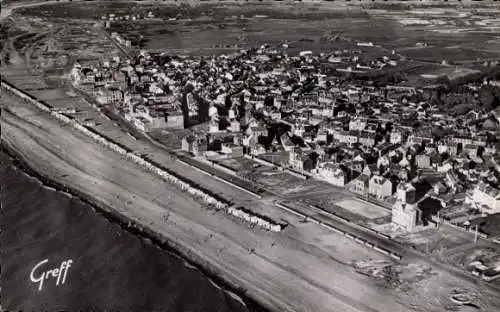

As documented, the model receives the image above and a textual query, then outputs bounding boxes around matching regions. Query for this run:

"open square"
[335,198,391,220]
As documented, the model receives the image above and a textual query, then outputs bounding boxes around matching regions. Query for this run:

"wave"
[226,290,248,307]
[208,277,222,290]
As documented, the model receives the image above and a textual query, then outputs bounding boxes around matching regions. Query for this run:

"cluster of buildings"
[101,11,156,24]
[71,52,185,131]
[71,41,500,232]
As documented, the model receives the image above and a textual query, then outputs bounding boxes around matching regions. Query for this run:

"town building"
[352,174,370,194]
[317,163,348,187]
[368,175,394,199]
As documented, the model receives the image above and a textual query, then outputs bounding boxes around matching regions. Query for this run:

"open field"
[469,214,500,238]
[217,157,256,172]
[5,0,500,87]
[401,46,499,64]
[7,0,500,58]
[149,129,192,150]
[336,198,391,220]
[396,225,500,273]
[299,193,391,226]
[250,169,329,196]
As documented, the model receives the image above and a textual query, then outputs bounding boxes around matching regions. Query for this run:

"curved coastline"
[0,144,267,312]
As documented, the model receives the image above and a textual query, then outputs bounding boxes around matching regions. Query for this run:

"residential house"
[252,143,267,155]
[243,133,258,150]
[280,133,295,151]
[363,164,379,177]
[408,133,433,146]
[293,124,306,137]
[233,133,244,146]
[349,117,367,131]
[359,131,376,147]
[390,128,408,144]
[182,135,208,157]
[377,155,391,169]
[445,170,463,193]
[389,164,411,182]
[230,119,241,132]
[424,144,437,154]
[448,142,459,156]
[415,154,431,169]
[209,118,220,133]
[369,175,394,198]
[472,136,488,147]
[463,144,479,157]
[316,129,328,143]
[335,130,358,145]
[289,149,315,172]
[318,163,348,187]
[352,174,370,194]
[484,144,497,156]
[452,135,473,146]
[246,122,268,138]
[437,141,449,154]
[376,142,396,157]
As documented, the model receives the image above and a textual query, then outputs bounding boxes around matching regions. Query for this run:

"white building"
[317,163,347,187]
[392,182,420,232]
[472,182,500,214]
[349,117,367,131]
[392,201,420,232]
[369,175,393,199]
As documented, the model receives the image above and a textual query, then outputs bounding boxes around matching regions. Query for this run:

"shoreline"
[0,143,268,312]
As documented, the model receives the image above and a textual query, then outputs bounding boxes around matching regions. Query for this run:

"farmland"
[5,0,500,83]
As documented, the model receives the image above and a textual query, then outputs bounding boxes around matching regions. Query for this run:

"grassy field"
[469,214,500,238]
[247,166,327,196]
[304,195,370,224]
[217,157,255,172]
[300,192,392,226]
[15,1,368,20]
[336,198,390,220]
[10,0,500,68]
[402,46,499,64]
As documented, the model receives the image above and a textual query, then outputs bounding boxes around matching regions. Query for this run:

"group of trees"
[421,78,500,115]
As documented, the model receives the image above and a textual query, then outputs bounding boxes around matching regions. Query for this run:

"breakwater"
[227,206,285,232]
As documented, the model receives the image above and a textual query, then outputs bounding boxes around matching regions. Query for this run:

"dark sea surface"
[0,150,256,312]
